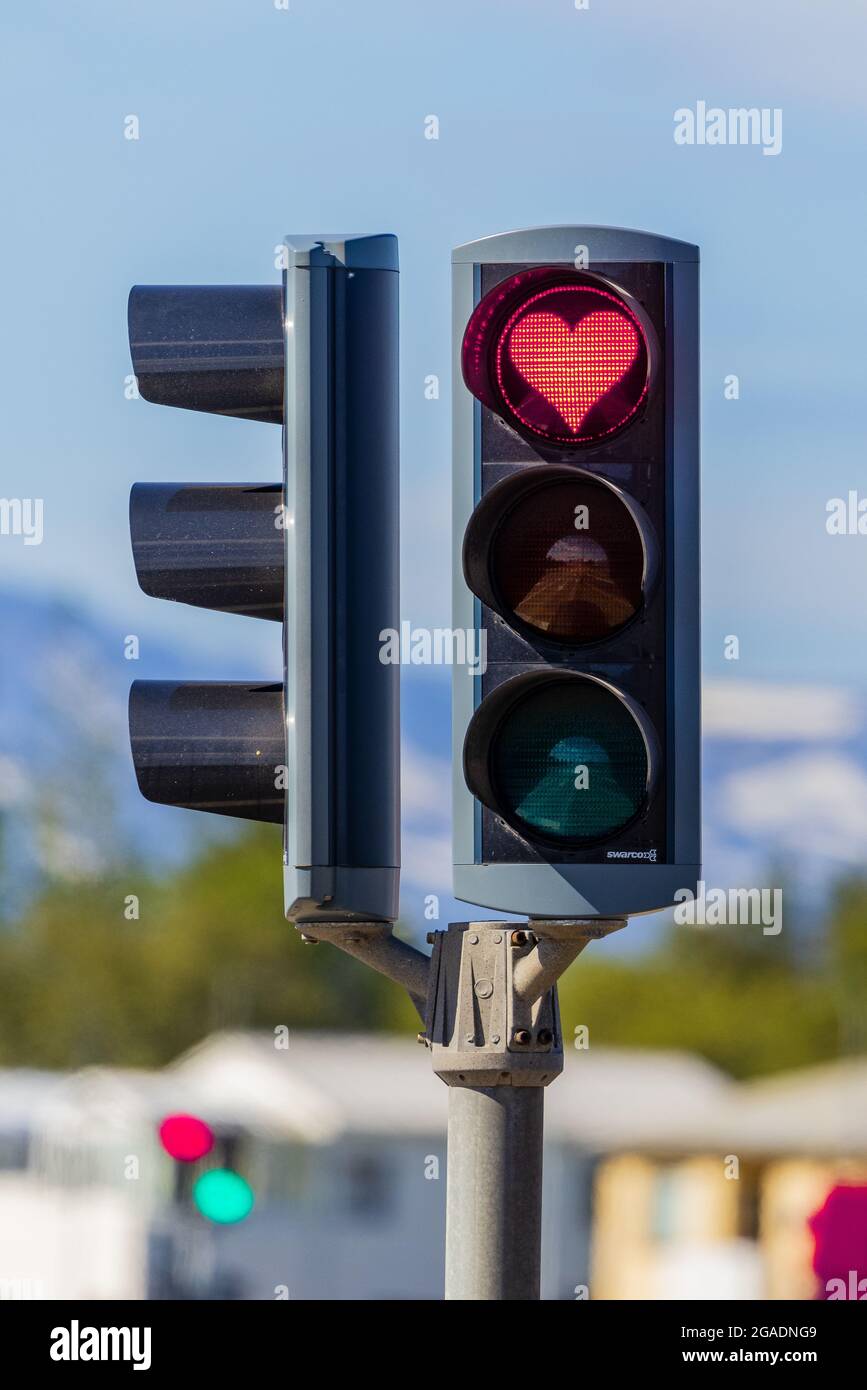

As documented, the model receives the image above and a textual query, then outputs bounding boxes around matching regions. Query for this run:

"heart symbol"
[509,310,640,433]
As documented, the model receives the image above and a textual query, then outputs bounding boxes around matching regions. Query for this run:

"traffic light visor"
[129,680,284,823]
[130,483,284,621]
[128,285,284,423]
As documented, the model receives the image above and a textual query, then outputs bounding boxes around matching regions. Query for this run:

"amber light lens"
[489,474,646,644]
[492,279,650,446]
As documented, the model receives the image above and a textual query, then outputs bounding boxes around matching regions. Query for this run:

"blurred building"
[1,1034,865,1300]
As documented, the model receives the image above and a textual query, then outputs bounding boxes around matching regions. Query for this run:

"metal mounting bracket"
[424,918,625,1088]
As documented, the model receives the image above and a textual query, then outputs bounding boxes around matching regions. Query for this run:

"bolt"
[468,934,479,945]
[491,1034,501,1045]
[512,1029,532,1047]
[416,1032,427,1045]
[537,1028,553,1046]
[493,933,503,944]
[510,929,530,948]
[426,931,436,944]
[474,979,494,999]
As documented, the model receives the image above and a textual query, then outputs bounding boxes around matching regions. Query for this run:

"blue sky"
[1,0,865,682]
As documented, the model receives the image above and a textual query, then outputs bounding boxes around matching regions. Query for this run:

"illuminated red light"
[498,285,645,443]
[462,269,654,449]
[158,1112,215,1163]
[506,305,640,433]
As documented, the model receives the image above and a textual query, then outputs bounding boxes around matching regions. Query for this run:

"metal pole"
[426,919,626,1301]
[302,915,626,1301]
[445,1085,544,1300]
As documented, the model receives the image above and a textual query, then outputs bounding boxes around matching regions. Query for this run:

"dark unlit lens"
[491,477,644,643]
[490,680,648,845]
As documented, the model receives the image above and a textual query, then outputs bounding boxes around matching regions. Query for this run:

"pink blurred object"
[809,1184,867,1300]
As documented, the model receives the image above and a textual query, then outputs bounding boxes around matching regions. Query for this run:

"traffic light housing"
[128,234,400,924]
[452,227,700,918]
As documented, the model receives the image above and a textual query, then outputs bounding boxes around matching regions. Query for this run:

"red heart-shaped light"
[509,309,640,434]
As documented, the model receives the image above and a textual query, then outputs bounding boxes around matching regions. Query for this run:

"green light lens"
[490,680,648,845]
[193,1168,255,1224]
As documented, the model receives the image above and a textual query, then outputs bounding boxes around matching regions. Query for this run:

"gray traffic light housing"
[127,234,400,924]
[282,234,399,923]
[452,226,700,918]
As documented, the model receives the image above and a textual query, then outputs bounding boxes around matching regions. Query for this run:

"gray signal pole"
[298,916,625,1300]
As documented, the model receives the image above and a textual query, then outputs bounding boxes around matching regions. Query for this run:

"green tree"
[0,825,416,1069]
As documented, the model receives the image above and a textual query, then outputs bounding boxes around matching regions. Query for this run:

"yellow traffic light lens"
[490,475,646,644]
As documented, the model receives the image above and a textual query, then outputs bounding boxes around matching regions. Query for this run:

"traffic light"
[128,235,400,924]
[158,1112,255,1225]
[452,227,700,918]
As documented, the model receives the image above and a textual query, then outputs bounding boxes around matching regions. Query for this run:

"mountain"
[0,588,863,935]
[0,588,247,912]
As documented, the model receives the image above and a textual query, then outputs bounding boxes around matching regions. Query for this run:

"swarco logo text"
[606,849,657,863]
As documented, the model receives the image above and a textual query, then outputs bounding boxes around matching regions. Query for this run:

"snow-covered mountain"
[0,588,248,911]
[1,588,864,931]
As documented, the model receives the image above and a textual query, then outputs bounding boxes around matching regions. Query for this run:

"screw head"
[474,978,494,999]
[468,934,479,945]
[512,1029,532,1047]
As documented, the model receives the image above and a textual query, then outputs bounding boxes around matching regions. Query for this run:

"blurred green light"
[193,1168,255,1224]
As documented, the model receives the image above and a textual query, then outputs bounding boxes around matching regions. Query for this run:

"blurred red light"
[158,1112,214,1163]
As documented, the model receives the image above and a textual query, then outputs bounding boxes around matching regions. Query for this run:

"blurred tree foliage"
[0,828,864,1078]
[0,825,418,1069]
[559,877,867,1079]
